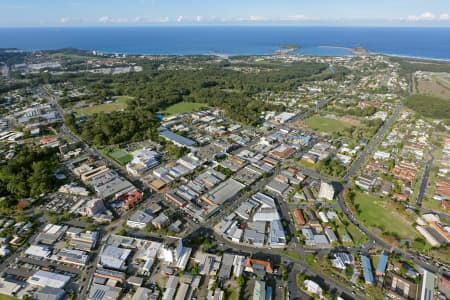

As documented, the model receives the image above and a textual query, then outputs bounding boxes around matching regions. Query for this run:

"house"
[244,258,273,275]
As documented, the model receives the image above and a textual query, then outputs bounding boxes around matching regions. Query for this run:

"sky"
[0,0,449,27]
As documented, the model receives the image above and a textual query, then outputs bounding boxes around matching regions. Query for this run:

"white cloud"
[98,16,110,23]
[439,13,449,20]
[196,15,204,22]
[286,14,307,21]
[159,16,170,23]
[248,16,265,21]
[60,17,70,24]
[176,15,184,22]
[406,11,449,21]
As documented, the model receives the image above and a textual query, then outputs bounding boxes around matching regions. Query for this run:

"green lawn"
[304,116,352,133]
[0,295,19,300]
[76,96,133,115]
[352,191,418,240]
[108,149,133,165]
[163,102,208,115]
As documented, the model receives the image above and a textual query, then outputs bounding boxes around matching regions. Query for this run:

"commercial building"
[202,179,245,206]
[304,280,322,296]
[99,245,132,271]
[88,284,122,300]
[293,209,306,226]
[376,253,389,276]
[361,255,375,285]
[318,181,335,200]
[27,270,71,289]
[127,210,154,230]
[36,287,65,300]
[126,148,161,175]
[420,270,435,300]
[159,128,197,148]
[253,280,266,300]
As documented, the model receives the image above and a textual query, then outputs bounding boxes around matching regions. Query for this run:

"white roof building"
[126,148,161,176]
[99,245,131,271]
[25,244,52,258]
[318,181,335,201]
[304,280,323,296]
[27,270,70,289]
[127,210,154,230]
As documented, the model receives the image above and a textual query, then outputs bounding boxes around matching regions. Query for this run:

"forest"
[0,147,59,207]
[57,57,342,146]
[405,95,450,121]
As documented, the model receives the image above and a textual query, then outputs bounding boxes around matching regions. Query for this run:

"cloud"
[159,16,170,23]
[406,11,449,21]
[196,16,204,22]
[176,15,184,22]
[248,16,266,22]
[60,17,70,24]
[98,16,110,23]
[59,17,85,24]
[286,14,307,21]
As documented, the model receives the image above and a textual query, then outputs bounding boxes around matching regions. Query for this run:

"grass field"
[108,149,133,165]
[75,96,133,115]
[164,102,208,115]
[352,191,418,240]
[0,295,19,300]
[304,116,352,133]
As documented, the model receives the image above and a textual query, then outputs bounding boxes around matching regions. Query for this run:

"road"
[343,105,401,183]
[416,146,436,207]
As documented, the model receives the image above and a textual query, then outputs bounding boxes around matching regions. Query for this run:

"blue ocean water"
[0,26,450,60]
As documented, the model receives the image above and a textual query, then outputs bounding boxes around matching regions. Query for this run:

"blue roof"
[376,254,388,276]
[159,128,197,147]
[361,255,374,284]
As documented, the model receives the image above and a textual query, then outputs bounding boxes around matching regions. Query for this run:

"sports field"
[75,96,133,115]
[304,116,352,132]
[164,102,207,115]
[108,149,133,165]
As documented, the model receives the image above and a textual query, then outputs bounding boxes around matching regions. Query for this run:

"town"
[0,48,449,300]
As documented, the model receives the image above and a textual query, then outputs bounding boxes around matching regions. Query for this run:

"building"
[386,274,417,300]
[318,182,335,200]
[88,284,122,300]
[159,128,197,148]
[99,245,132,271]
[304,280,322,296]
[244,258,273,275]
[126,148,161,175]
[132,287,159,300]
[27,270,71,289]
[361,255,374,285]
[253,280,266,300]
[127,210,154,230]
[293,209,306,226]
[420,270,435,300]
[36,286,66,300]
[376,253,389,276]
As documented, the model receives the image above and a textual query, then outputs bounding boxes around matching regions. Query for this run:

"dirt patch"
[337,116,362,126]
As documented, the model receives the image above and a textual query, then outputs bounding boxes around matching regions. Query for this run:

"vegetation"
[54,57,343,146]
[75,98,128,115]
[0,147,59,204]
[163,101,208,115]
[350,191,418,241]
[107,149,133,165]
[65,110,160,146]
[304,116,351,133]
[405,95,450,121]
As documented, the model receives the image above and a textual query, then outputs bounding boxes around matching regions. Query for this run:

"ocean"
[1,26,450,60]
